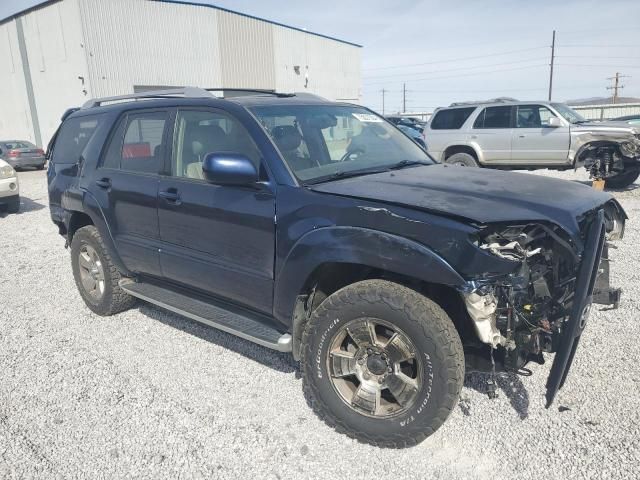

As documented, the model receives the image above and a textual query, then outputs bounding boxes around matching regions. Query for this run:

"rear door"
[470,106,513,164]
[157,107,276,314]
[511,104,570,164]
[92,109,170,276]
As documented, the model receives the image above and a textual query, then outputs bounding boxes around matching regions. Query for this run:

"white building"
[0,0,362,147]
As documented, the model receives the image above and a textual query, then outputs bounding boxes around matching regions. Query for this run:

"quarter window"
[473,106,512,129]
[51,115,103,164]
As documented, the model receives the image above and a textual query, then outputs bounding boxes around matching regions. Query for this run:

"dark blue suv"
[47,88,625,447]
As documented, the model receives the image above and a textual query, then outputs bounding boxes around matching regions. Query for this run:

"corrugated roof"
[0,0,362,47]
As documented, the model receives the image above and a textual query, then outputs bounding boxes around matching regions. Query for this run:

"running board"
[119,280,292,352]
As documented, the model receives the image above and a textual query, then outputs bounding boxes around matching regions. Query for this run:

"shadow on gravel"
[0,195,46,217]
[462,372,530,419]
[137,303,299,374]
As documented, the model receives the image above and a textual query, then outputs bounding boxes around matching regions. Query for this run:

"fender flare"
[64,189,132,277]
[273,226,466,329]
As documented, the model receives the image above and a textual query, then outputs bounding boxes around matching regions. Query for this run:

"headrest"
[272,125,302,152]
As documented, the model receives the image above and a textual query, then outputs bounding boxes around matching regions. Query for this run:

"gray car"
[425,99,640,188]
[0,140,46,170]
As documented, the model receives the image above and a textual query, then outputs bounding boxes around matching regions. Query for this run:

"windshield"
[250,105,433,184]
[551,103,586,124]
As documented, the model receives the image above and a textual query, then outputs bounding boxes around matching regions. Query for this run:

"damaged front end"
[460,202,625,405]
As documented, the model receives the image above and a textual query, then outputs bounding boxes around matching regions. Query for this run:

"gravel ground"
[0,169,638,479]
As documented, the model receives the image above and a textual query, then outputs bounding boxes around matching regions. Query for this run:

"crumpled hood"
[310,164,617,236]
[572,121,640,135]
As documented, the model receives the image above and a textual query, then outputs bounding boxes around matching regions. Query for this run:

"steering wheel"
[340,148,364,162]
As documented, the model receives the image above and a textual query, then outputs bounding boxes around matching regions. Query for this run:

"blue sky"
[2,0,639,113]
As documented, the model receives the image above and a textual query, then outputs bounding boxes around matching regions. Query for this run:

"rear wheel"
[444,152,478,167]
[606,169,639,189]
[301,280,464,448]
[70,225,136,316]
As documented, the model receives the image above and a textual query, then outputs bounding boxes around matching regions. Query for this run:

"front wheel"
[605,169,639,189]
[301,280,464,448]
[444,152,478,167]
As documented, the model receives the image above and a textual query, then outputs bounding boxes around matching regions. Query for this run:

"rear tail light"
[8,150,20,158]
[36,148,45,155]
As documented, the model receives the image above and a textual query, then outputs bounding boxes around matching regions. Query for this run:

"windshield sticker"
[352,113,383,123]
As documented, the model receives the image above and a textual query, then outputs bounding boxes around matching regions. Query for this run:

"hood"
[310,164,616,236]
[571,121,640,135]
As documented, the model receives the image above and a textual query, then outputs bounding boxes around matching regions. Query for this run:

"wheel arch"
[443,144,481,163]
[273,227,467,360]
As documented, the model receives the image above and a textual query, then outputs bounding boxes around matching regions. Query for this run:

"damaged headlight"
[476,224,547,262]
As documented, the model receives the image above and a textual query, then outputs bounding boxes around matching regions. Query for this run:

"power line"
[557,44,640,48]
[363,63,548,86]
[607,72,630,104]
[363,57,548,79]
[362,46,547,71]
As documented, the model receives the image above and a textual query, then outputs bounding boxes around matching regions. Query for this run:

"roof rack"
[449,97,519,107]
[81,87,295,109]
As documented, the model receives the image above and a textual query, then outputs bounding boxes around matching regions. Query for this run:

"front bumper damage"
[459,206,624,406]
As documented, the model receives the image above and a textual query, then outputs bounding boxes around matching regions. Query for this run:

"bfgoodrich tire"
[444,152,478,167]
[301,280,464,448]
[70,225,136,316]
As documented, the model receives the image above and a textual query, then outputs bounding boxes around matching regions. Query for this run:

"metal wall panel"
[0,20,33,142]
[273,26,361,101]
[0,0,88,145]
[78,0,223,97]
[217,10,275,89]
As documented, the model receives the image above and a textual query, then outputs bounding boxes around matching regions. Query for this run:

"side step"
[120,280,292,352]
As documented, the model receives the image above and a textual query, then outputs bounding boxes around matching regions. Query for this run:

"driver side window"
[172,110,261,180]
[516,105,557,128]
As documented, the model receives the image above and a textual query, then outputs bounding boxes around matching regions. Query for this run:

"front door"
[511,104,570,164]
[93,109,170,276]
[157,108,276,314]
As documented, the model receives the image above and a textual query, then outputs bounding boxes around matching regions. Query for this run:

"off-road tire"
[606,170,639,189]
[301,279,464,448]
[444,152,478,167]
[6,199,20,214]
[70,225,136,316]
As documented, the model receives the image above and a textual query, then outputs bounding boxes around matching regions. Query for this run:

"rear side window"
[430,107,475,130]
[473,106,512,129]
[51,116,102,164]
[101,111,168,174]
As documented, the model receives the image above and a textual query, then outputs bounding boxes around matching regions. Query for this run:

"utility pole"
[381,88,386,115]
[606,72,629,104]
[402,83,406,114]
[548,30,555,101]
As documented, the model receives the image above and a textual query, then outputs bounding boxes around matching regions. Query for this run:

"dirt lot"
[1,169,638,479]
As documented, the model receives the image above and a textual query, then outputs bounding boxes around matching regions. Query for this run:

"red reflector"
[8,150,20,157]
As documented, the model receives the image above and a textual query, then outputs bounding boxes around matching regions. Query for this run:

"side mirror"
[547,117,562,127]
[202,153,259,186]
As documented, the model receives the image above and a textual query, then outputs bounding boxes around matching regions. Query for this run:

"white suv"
[0,158,20,213]
[424,98,640,188]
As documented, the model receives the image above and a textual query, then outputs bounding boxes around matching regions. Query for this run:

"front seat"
[184,124,228,180]
[271,125,315,171]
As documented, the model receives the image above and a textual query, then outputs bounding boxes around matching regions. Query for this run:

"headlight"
[476,224,543,262]
[0,165,15,179]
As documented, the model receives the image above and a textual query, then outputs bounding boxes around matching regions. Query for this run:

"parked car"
[608,114,640,126]
[0,158,20,213]
[424,99,640,188]
[397,124,427,148]
[47,87,625,447]
[0,140,46,170]
[387,116,426,132]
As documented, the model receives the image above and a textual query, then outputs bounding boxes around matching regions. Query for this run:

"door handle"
[95,178,111,189]
[518,135,526,138]
[159,189,182,205]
